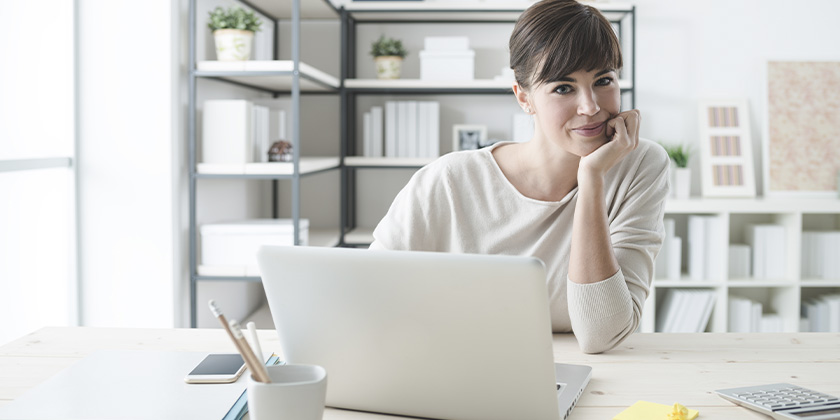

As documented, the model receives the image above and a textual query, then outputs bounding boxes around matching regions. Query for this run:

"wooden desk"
[0,327,838,419]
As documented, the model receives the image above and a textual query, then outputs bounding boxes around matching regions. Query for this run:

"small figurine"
[268,140,293,162]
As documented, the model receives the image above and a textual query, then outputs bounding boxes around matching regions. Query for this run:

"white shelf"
[654,280,725,288]
[800,280,840,287]
[344,78,631,91]
[344,227,375,245]
[345,156,434,168]
[342,1,634,21]
[665,197,840,214]
[728,280,797,288]
[196,61,339,92]
[243,0,338,20]
[196,157,340,176]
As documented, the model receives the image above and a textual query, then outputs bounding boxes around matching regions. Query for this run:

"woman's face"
[524,68,621,157]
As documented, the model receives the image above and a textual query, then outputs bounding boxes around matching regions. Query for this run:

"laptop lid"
[257,246,563,420]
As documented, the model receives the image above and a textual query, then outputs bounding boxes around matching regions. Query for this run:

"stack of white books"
[655,218,682,281]
[801,294,840,332]
[745,224,787,280]
[801,231,840,279]
[728,244,751,278]
[655,289,716,333]
[202,99,286,166]
[688,215,726,281]
[728,296,783,332]
[374,101,440,159]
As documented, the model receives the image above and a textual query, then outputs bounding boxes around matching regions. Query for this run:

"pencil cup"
[247,364,327,420]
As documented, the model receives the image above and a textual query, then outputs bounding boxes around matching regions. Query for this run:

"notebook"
[257,246,592,420]
[0,351,249,420]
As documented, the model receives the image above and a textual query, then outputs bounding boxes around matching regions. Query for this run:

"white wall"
[77,0,182,327]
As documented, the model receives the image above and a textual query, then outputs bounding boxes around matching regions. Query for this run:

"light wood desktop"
[0,327,838,419]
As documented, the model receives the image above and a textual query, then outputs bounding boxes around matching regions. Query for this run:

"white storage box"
[424,36,470,52]
[419,50,475,81]
[200,219,309,272]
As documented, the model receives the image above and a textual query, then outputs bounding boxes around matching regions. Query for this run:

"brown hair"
[509,0,623,90]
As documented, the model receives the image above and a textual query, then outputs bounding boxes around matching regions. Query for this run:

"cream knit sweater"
[370,139,670,353]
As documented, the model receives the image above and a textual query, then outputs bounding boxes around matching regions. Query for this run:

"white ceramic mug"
[247,364,327,420]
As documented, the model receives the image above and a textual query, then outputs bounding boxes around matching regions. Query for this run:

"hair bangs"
[533,7,623,86]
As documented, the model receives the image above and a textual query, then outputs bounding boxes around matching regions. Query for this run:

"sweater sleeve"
[567,143,670,353]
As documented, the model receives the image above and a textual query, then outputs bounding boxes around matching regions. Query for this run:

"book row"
[801,231,840,279]
[362,101,441,159]
[801,294,840,332]
[728,296,783,333]
[655,289,716,333]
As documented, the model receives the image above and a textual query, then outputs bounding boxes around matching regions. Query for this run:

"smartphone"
[184,353,247,384]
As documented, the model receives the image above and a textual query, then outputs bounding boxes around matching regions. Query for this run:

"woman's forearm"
[569,173,619,284]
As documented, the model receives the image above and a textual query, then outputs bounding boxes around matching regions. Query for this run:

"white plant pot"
[374,56,403,80]
[673,167,691,200]
[213,29,254,61]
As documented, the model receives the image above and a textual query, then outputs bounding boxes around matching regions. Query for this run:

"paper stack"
[655,218,682,281]
[655,289,716,333]
[801,294,840,332]
[745,224,787,280]
[801,231,840,279]
[687,215,726,281]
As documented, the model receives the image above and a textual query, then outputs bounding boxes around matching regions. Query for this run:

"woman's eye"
[554,84,573,95]
[596,77,614,86]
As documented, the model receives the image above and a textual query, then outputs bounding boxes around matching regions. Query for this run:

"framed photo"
[697,98,756,197]
[764,61,840,197]
[452,125,487,152]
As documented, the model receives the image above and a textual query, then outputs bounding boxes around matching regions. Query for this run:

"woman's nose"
[577,90,600,116]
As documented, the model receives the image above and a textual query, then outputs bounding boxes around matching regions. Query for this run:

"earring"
[524,107,532,114]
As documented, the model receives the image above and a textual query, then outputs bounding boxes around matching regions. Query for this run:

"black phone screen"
[188,354,245,375]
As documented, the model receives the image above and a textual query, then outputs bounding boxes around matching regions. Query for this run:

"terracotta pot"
[213,29,254,61]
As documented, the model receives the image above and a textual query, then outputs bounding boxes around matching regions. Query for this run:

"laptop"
[256,246,592,420]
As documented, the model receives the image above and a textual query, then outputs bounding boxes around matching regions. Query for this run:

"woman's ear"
[512,83,533,114]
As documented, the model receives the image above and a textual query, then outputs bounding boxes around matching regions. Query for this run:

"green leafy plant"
[370,35,408,58]
[207,6,263,32]
[661,143,691,168]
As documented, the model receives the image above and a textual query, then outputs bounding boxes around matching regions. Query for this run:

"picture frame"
[451,125,487,152]
[697,98,756,198]
[764,61,840,197]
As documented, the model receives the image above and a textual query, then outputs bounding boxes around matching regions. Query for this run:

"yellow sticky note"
[613,401,700,420]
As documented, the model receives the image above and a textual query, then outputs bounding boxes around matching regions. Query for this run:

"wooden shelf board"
[243,0,338,20]
[665,197,840,214]
[345,156,434,168]
[196,157,340,176]
[345,78,631,91]
[196,61,339,92]
[344,227,375,245]
[343,2,633,21]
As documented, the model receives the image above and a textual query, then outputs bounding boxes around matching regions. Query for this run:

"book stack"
[655,289,716,332]
[801,231,840,279]
[202,100,286,165]
[801,294,840,332]
[655,218,682,281]
[372,101,440,158]
[728,296,783,332]
[745,224,787,280]
[687,215,726,281]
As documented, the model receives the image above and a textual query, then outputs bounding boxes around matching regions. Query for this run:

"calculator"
[716,383,840,419]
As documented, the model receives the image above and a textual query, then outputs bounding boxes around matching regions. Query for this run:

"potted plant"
[370,35,408,80]
[208,6,263,61]
[662,143,691,199]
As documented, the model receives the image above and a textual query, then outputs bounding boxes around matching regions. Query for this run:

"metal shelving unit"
[336,2,637,246]
[187,0,340,327]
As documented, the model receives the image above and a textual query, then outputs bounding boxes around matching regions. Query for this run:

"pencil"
[229,319,272,383]
[208,300,270,383]
[246,322,264,363]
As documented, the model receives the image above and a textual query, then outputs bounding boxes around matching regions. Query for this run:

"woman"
[369,0,669,354]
